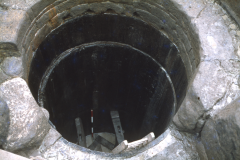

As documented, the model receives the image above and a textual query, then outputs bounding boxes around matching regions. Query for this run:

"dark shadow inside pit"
[28,14,188,146]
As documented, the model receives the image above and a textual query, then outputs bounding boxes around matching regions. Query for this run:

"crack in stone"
[196,5,207,19]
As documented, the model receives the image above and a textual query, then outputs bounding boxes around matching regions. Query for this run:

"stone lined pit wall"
[1,0,240,160]
[0,0,201,84]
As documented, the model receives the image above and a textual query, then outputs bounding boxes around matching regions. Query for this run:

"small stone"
[229,24,236,30]
[237,31,240,36]
[1,57,23,77]
[238,49,240,57]
[222,15,228,20]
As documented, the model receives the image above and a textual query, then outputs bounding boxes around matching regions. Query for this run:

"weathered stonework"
[201,97,240,160]
[0,78,51,152]
[0,0,240,159]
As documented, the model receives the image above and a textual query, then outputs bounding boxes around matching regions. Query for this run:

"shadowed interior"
[28,14,188,145]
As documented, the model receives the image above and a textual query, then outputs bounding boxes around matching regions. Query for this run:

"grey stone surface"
[0,78,51,152]
[143,127,200,160]
[30,156,46,160]
[149,141,195,160]
[1,57,23,77]
[0,97,9,146]
[0,0,240,159]
[0,149,31,160]
[201,97,240,160]
[173,0,240,134]
[39,127,62,154]
[0,9,26,47]
[173,87,206,132]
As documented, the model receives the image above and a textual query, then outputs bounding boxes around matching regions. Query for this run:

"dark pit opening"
[28,13,188,148]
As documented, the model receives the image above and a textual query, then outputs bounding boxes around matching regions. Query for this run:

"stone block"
[101,2,124,14]
[0,10,26,48]
[0,78,51,152]
[50,10,69,29]
[89,3,108,13]
[0,42,18,51]
[1,57,23,77]
[23,24,39,51]
[173,87,205,132]
[70,4,89,17]
[36,8,57,29]
[55,0,80,13]
[39,128,62,153]
[32,23,53,51]
[26,8,35,22]
[0,48,20,60]
[172,37,192,80]
[31,0,56,17]
[174,60,233,133]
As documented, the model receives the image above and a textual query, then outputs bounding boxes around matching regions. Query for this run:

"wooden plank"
[95,135,115,150]
[88,140,99,150]
[112,140,128,154]
[144,132,155,142]
[126,132,155,150]
[75,117,86,147]
[110,111,124,144]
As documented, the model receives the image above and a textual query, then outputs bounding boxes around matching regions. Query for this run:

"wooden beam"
[110,111,124,144]
[75,117,86,147]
